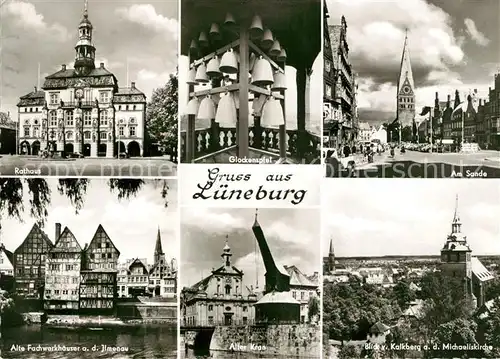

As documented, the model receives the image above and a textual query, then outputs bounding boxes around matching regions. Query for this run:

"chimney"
[55,223,61,241]
[131,82,136,89]
[447,94,451,107]
[34,86,37,92]
[100,63,104,69]
[61,64,66,71]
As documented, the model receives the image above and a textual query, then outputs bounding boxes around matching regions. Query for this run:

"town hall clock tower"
[396,30,415,129]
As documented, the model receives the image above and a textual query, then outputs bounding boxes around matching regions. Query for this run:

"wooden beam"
[237,28,250,158]
[190,84,284,100]
[279,62,287,159]
[248,40,284,73]
[248,85,284,100]
[190,83,240,97]
[191,40,240,68]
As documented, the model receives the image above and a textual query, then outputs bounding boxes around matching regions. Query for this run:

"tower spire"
[222,235,232,266]
[75,0,95,76]
[396,27,416,132]
[329,238,334,255]
[451,194,462,234]
[154,226,163,263]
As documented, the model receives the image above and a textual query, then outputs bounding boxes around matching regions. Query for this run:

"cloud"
[323,180,500,257]
[325,0,497,119]
[464,18,490,46]
[115,4,178,40]
[3,0,71,42]
[180,208,321,289]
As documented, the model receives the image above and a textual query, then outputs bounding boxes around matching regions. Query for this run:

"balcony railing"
[180,126,321,163]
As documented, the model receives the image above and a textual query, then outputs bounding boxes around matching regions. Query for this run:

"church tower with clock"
[396,30,415,129]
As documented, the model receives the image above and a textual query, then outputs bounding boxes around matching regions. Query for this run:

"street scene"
[322,180,500,359]
[323,0,500,178]
[0,0,178,176]
[180,208,321,358]
[0,178,178,358]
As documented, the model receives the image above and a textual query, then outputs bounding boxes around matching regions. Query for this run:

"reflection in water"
[1,325,177,358]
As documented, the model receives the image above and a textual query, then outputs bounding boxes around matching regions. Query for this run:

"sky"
[180,207,320,291]
[0,179,178,266]
[326,0,500,125]
[323,180,500,257]
[0,0,178,119]
[178,54,322,134]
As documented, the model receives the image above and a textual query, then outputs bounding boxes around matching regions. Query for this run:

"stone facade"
[182,242,257,327]
[209,324,321,357]
[16,3,145,158]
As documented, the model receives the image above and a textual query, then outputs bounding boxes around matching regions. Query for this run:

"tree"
[338,343,362,359]
[430,318,481,358]
[0,289,14,338]
[146,73,178,157]
[308,295,320,322]
[0,178,170,226]
[477,298,500,358]
[391,281,416,310]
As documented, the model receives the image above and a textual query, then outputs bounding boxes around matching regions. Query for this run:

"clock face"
[75,89,84,99]
[403,86,411,94]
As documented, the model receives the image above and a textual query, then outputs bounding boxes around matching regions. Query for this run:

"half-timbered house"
[14,223,53,299]
[79,225,119,314]
[44,224,82,312]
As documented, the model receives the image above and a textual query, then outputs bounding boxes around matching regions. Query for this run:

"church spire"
[452,194,462,234]
[397,28,414,93]
[154,226,164,263]
[329,238,334,255]
[74,0,96,76]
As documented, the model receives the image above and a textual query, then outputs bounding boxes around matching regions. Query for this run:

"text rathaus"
[16,2,146,158]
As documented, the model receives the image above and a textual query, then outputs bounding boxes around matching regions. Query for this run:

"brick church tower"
[396,30,416,135]
[440,195,473,302]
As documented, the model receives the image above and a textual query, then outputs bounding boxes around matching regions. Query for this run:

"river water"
[182,348,320,359]
[0,325,177,358]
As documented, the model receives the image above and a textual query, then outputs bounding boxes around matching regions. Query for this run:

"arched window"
[66,131,73,140]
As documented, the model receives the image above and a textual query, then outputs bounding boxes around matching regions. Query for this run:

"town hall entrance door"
[224,313,233,326]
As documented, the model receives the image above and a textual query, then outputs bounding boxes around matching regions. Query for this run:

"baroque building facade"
[182,242,258,326]
[16,2,146,158]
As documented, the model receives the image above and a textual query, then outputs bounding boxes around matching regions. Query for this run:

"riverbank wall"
[209,323,321,358]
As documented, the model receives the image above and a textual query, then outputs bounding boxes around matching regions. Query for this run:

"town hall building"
[17,1,146,158]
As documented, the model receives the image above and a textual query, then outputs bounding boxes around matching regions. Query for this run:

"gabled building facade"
[80,225,119,314]
[0,243,14,276]
[44,224,82,312]
[127,258,149,297]
[14,223,53,298]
